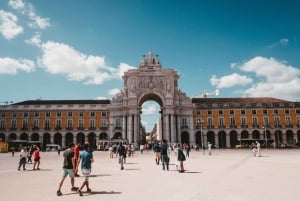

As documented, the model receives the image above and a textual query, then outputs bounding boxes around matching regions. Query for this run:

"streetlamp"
[197,119,205,155]
[263,118,267,150]
[275,120,280,148]
[201,120,205,155]
[265,126,267,150]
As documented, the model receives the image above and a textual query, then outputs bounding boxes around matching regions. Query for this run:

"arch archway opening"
[139,94,163,143]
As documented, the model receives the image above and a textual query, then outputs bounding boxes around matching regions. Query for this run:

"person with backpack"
[153,142,161,165]
[117,143,126,170]
[161,139,170,171]
[177,143,186,173]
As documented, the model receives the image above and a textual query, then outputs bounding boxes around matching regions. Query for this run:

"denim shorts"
[62,168,74,178]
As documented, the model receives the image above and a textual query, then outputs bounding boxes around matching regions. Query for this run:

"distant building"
[1,51,300,149]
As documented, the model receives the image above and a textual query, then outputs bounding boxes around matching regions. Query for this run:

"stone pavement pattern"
[1,149,300,201]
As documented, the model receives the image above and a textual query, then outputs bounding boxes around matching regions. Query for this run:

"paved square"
[1,149,299,201]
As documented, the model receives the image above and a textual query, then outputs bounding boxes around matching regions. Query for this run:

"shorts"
[82,169,91,181]
[62,168,75,178]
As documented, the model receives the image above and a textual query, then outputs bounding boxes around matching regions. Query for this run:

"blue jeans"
[161,154,169,170]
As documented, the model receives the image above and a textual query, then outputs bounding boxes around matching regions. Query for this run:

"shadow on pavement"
[90,174,112,177]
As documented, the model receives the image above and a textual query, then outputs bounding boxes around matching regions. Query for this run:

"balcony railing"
[218,125,226,128]
[114,126,122,130]
[180,125,188,129]
[207,125,214,129]
[100,127,107,130]
[230,125,237,128]
[241,125,248,128]
[32,126,39,130]
[21,127,28,131]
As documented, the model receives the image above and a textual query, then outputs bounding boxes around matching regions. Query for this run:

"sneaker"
[56,190,62,196]
[71,187,79,191]
[87,188,92,193]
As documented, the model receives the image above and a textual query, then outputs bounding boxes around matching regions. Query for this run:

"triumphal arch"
[109,51,194,144]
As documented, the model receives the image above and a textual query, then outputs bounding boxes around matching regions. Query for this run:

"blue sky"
[1,0,300,131]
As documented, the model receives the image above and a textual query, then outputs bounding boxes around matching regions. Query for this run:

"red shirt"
[74,145,80,159]
[33,150,40,160]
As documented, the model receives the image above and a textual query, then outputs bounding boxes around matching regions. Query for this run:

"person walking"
[153,142,161,165]
[208,142,212,155]
[185,144,190,158]
[17,146,27,171]
[117,143,126,170]
[251,142,257,157]
[77,143,94,196]
[177,144,186,173]
[74,142,80,177]
[33,146,41,170]
[56,143,78,196]
[27,146,33,163]
[256,141,261,157]
[161,139,169,171]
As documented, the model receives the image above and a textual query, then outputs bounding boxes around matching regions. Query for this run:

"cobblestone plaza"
[1,149,299,201]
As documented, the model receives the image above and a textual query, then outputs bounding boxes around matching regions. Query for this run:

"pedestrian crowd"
[12,139,262,197]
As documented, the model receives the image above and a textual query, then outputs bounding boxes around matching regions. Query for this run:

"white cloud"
[210,73,252,88]
[9,0,50,29]
[240,57,300,83]
[108,88,121,96]
[28,10,50,29]
[117,62,136,79]
[279,38,289,46]
[24,32,41,47]
[8,0,25,10]
[0,10,23,40]
[0,57,35,74]
[142,102,159,115]
[267,38,289,48]
[234,56,300,101]
[38,41,133,85]
[94,96,108,100]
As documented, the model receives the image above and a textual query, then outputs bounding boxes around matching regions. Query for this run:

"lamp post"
[197,119,205,155]
[275,120,280,148]
[264,118,267,150]
[265,126,267,150]
[201,120,205,155]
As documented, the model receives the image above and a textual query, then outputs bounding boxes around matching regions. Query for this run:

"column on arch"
[133,114,139,144]
[164,114,170,142]
[122,116,126,140]
[170,114,176,143]
[127,115,132,143]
